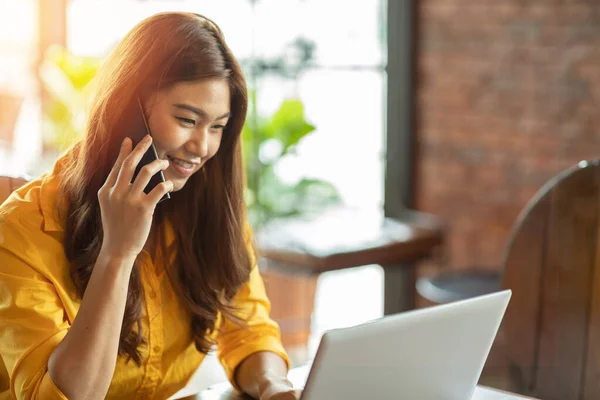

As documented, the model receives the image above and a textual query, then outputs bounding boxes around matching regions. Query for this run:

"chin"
[162,172,186,192]
[170,179,188,192]
[164,165,203,192]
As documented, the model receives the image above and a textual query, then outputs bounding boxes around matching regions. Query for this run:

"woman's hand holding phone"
[97,135,173,263]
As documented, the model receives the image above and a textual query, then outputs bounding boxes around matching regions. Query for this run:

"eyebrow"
[173,103,231,120]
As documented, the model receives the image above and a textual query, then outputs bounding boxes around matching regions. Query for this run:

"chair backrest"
[0,175,29,204]
[502,160,600,400]
[0,93,24,147]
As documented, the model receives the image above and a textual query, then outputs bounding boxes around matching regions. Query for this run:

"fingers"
[105,137,132,188]
[114,134,153,192]
[130,158,170,195]
[146,179,174,205]
[101,135,172,209]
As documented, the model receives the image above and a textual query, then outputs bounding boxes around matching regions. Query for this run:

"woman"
[0,12,299,400]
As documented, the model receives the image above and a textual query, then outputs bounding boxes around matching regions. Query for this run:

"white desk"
[472,386,537,400]
[183,364,538,400]
[288,366,536,400]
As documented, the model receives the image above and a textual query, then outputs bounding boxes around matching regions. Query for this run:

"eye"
[212,124,227,130]
[176,117,196,127]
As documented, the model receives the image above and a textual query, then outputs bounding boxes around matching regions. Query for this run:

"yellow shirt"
[0,159,289,399]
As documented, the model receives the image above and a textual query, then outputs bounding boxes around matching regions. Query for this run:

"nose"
[186,127,209,159]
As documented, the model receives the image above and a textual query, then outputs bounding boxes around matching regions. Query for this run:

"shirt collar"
[39,153,69,232]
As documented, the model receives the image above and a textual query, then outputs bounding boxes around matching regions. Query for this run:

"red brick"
[472,221,508,268]
[527,3,561,24]
[421,3,457,23]
[416,0,600,272]
[563,3,598,24]
[447,218,478,267]
[494,2,525,22]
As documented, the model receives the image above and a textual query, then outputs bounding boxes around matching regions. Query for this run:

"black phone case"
[131,142,170,202]
[130,98,170,203]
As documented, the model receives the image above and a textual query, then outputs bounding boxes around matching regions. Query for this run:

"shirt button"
[149,291,157,300]
[153,345,161,353]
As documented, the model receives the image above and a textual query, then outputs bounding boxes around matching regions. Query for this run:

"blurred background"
[2,0,600,395]
[0,0,387,386]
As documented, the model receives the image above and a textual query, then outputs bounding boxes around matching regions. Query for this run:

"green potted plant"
[243,92,340,228]
[38,45,102,155]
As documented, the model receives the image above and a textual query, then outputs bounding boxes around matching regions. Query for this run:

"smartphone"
[131,97,170,203]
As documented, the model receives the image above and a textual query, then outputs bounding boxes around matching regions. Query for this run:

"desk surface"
[185,365,537,400]
[256,207,444,274]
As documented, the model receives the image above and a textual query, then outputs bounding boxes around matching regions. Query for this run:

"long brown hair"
[59,12,252,365]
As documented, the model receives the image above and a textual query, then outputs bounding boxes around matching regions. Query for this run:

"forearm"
[235,351,292,399]
[48,252,135,400]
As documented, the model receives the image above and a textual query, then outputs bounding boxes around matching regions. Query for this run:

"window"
[0,0,41,176]
[66,0,386,211]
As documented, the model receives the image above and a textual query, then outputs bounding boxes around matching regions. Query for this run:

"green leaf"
[281,121,315,155]
[39,46,102,151]
[265,99,316,152]
[48,45,101,89]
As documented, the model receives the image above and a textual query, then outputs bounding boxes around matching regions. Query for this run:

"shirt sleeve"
[216,225,290,390]
[0,219,69,400]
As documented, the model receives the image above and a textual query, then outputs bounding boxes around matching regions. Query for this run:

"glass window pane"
[67,0,253,59]
[0,0,38,93]
[254,0,385,67]
[255,69,385,210]
[0,0,41,176]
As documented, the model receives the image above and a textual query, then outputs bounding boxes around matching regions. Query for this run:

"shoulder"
[0,173,67,282]
[0,176,47,242]
[1,174,43,218]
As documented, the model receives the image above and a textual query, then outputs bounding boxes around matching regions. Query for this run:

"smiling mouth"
[167,156,196,169]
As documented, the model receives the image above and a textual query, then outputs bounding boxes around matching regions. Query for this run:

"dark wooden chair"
[0,93,24,148]
[0,175,28,204]
[502,160,600,400]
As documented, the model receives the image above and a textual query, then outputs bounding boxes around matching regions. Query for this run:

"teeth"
[170,157,193,169]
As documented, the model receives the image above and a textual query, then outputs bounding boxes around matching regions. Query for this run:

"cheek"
[150,118,187,156]
[206,134,224,159]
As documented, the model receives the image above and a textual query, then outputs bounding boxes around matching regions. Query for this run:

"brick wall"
[415,1,600,271]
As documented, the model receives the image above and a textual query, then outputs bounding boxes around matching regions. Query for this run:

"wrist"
[258,374,294,398]
[96,249,137,273]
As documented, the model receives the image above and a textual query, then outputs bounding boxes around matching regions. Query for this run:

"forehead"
[160,79,230,112]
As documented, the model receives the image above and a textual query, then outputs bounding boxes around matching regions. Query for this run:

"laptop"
[299,289,512,400]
